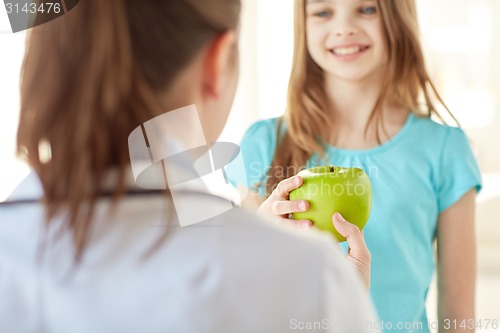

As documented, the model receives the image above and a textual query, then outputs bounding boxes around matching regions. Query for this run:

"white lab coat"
[0,171,380,333]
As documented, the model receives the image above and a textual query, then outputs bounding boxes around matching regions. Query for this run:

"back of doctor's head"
[16,0,241,259]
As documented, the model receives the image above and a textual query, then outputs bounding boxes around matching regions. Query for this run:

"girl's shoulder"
[408,113,479,177]
[245,117,283,135]
[241,117,284,145]
[408,113,469,146]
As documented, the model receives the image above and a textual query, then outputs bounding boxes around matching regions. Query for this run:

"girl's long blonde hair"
[17,0,240,261]
[263,0,456,196]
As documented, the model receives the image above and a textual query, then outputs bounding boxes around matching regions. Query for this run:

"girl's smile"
[330,44,371,62]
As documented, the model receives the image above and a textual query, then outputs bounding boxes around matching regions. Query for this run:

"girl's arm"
[436,189,477,333]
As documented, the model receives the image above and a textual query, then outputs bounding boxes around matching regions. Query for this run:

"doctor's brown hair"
[263,0,457,196]
[17,0,240,260]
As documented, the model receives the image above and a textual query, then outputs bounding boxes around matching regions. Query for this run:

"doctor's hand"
[257,175,313,229]
[332,212,371,291]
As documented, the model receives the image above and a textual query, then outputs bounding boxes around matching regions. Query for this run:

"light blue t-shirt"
[226,112,482,333]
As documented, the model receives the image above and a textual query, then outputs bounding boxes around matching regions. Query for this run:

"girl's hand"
[257,175,313,229]
[332,212,371,291]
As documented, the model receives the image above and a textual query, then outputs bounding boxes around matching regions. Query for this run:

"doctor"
[0,0,378,332]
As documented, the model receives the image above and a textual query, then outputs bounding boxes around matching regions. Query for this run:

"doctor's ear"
[202,30,238,99]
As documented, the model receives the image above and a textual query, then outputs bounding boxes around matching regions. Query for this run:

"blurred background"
[1,0,498,330]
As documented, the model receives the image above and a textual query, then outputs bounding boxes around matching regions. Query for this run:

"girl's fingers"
[273,176,303,200]
[272,199,309,215]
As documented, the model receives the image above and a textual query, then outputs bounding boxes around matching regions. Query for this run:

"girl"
[228,0,481,332]
[0,0,378,332]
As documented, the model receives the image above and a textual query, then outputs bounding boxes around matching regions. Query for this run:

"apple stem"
[329,166,335,173]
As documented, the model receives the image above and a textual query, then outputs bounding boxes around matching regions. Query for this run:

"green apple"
[289,165,372,242]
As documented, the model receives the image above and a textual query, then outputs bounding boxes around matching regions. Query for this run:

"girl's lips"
[329,45,370,62]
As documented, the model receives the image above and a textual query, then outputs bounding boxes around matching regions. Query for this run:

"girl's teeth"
[333,46,362,55]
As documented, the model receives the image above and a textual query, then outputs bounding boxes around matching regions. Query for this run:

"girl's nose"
[333,15,359,37]
[334,25,358,38]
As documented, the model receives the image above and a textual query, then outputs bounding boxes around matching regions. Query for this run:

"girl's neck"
[324,74,384,131]
[323,74,409,149]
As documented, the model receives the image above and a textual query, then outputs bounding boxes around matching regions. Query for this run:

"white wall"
[218,0,261,143]
[0,9,30,201]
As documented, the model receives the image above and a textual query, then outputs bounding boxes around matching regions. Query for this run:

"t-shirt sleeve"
[225,119,278,196]
[437,127,482,212]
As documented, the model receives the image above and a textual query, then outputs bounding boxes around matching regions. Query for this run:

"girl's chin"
[323,70,374,83]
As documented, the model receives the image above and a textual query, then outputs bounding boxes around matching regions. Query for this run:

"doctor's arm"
[436,189,476,333]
